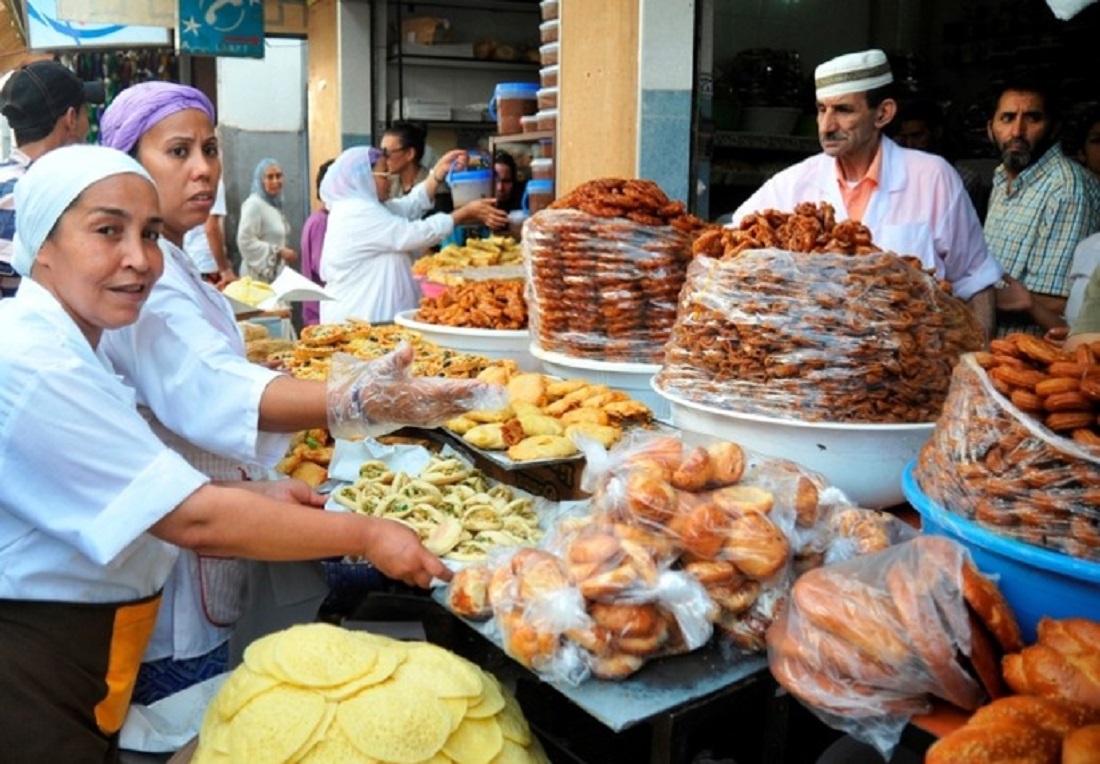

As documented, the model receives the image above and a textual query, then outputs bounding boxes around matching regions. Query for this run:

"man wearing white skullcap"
[729,48,1001,339]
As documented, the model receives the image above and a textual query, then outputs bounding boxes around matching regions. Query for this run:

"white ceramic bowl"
[530,343,668,421]
[393,310,540,371]
[657,385,934,509]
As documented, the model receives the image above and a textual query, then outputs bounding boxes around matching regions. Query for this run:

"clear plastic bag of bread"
[766,534,1024,759]
[480,547,592,685]
[574,428,842,654]
[522,203,696,365]
[653,249,984,423]
[915,350,1100,562]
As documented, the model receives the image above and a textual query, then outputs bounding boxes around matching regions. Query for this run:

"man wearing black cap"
[0,60,105,298]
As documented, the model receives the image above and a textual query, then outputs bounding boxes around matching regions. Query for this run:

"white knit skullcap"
[815,49,893,100]
[13,144,154,276]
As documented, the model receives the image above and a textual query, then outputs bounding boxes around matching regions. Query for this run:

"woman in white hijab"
[237,157,297,283]
[320,145,508,323]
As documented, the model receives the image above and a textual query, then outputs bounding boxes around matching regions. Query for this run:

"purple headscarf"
[319,147,385,207]
[98,81,215,153]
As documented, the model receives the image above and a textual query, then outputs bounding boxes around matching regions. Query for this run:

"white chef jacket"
[319,184,452,324]
[100,240,292,661]
[0,280,208,603]
[730,137,1002,301]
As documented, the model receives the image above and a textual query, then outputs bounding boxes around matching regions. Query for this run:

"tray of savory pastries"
[441,367,660,469]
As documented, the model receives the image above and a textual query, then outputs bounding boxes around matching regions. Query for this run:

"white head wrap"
[13,145,154,277]
[320,146,385,208]
[815,49,893,100]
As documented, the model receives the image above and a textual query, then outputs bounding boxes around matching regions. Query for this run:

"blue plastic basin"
[902,462,1100,643]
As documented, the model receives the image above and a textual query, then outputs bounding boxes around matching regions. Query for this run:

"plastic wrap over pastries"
[524,178,707,364]
[443,431,913,682]
[765,534,1023,759]
[916,349,1100,562]
[654,249,984,423]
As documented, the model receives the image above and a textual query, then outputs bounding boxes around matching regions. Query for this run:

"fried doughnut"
[705,441,745,486]
[965,608,1009,702]
[709,484,775,516]
[668,502,732,560]
[624,470,679,525]
[576,563,642,600]
[671,446,714,492]
[683,559,740,587]
[706,579,761,615]
[722,512,790,579]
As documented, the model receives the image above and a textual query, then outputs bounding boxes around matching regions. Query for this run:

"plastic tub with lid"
[507,209,529,240]
[538,137,554,159]
[530,157,554,181]
[539,19,559,43]
[537,87,558,110]
[488,82,539,136]
[540,0,558,20]
[522,179,555,215]
[448,167,493,207]
[520,114,540,134]
[536,108,558,132]
[539,42,559,67]
[540,64,559,89]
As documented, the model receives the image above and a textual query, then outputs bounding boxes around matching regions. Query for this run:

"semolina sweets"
[191,623,550,764]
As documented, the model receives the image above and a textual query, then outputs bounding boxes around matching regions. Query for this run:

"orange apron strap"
[94,594,162,735]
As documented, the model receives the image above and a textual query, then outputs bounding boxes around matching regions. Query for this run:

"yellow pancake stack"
[192,623,549,763]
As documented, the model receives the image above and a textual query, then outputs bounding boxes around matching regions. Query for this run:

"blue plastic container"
[447,167,492,207]
[488,82,539,135]
[902,462,1100,643]
[521,178,554,214]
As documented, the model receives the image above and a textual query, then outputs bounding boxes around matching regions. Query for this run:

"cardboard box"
[401,16,452,44]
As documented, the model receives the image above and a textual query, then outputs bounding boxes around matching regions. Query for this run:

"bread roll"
[446,565,493,619]
[705,441,745,486]
[1062,723,1100,764]
[670,446,713,492]
[924,720,1062,764]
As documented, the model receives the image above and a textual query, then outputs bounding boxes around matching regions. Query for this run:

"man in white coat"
[729,49,1001,339]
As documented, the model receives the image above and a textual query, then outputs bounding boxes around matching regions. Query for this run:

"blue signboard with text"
[178,0,264,58]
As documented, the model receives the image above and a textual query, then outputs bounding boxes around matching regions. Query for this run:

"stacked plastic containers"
[534,0,559,205]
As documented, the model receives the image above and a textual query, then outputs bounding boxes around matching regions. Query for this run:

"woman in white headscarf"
[320,145,508,323]
[94,82,498,710]
[0,144,465,760]
[237,157,296,283]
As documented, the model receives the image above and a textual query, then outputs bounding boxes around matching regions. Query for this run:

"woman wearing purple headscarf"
[320,145,508,323]
[95,82,500,716]
[237,157,296,282]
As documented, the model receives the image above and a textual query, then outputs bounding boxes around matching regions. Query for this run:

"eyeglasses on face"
[380,146,408,159]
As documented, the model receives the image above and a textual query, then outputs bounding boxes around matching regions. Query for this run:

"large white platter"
[393,310,539,371]
[656,383,934,509]
[529,343,668,421]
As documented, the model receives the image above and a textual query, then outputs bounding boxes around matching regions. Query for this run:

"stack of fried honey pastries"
[415,279,528,330]
[446,368,653,463]
[524,178,707,364]
[926,617,1100,764]
[655,205,984,423]
[917,346,1100,562]
[445,435,899,680]
[767,535,1023,744]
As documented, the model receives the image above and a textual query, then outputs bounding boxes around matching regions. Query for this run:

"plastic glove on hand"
[326,343,508,440]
